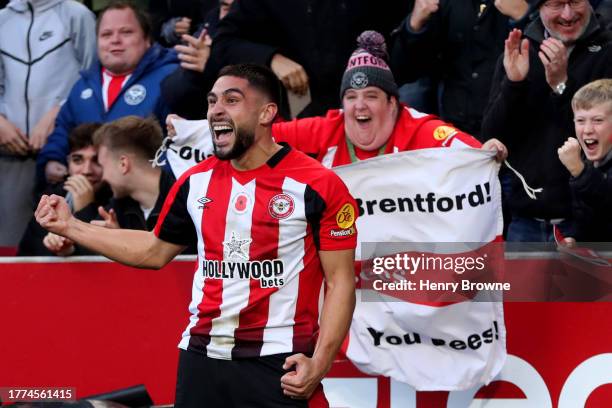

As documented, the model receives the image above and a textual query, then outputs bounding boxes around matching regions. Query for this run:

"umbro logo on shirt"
[197,197,212,209]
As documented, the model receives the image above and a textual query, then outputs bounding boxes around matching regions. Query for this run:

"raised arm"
[390,0,444,85]
[212,0,278,67]
[481,29,530,143]
[35,194,184,269]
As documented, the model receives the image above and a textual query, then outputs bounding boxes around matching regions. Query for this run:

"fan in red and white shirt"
[273,31,507,167]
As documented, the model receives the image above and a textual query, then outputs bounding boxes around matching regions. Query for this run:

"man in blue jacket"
[38,0,178,184]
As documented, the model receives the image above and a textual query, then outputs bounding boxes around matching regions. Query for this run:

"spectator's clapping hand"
[166,114,184,138]
[558,137,584,177]
[493,0,529,21]
[503,29,529,82]
[0,115,29,156]
[43,232,75,256]
[64,174,95,212]
[45,160,68,184]
[175,30,212,73]
[29,105,59,152]
[482,138,509,162]
[538,38,568,92]
[271,54,309,96]
[174,17,192,36]
[90,206,119,229]
[409,0,440,31]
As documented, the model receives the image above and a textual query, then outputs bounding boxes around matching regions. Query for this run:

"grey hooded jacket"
[0,0,96,139]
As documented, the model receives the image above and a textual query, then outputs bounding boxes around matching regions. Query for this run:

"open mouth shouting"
[581,137,600,158]
[355,114,372,128]
[211,121,235,148]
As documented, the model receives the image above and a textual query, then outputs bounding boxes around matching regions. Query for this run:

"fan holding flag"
[272,30,509,391]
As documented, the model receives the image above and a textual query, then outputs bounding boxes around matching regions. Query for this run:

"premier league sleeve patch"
[336,203,356,229]
[329,203,356,238]
[316,177,358,249]
[433,125,458,141]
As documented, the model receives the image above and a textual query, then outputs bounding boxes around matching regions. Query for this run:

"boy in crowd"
[44,115,196,256]
[558,79,612,242]
[18,123,110,256]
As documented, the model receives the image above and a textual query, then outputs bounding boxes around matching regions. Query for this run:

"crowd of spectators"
[483,0,612,242]
[1,0,611,256]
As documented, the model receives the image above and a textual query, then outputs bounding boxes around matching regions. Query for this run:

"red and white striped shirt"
[155,145,357,359]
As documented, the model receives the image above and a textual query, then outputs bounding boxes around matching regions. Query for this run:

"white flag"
[333,148,506,391]
[159,118,213,178]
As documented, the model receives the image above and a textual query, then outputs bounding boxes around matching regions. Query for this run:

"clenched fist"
[35,194,73,236]
[558,137,584,177]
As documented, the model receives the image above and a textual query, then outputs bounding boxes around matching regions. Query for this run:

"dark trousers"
[175,349,328,408]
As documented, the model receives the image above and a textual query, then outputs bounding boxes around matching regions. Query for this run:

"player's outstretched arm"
[35,194,185,269]
[281,248,356,399]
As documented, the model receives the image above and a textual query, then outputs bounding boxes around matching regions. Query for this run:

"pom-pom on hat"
[340,30,399,99]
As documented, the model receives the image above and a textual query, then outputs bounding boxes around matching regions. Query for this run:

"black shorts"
[174,349,328,408]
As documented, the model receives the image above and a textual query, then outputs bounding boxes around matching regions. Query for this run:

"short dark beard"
[213,127,255,161]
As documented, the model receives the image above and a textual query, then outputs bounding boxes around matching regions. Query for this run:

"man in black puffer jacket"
[390,0,532,138]
[481,0,612,242]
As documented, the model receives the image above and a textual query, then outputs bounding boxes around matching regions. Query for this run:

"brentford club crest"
[268,193,295,219]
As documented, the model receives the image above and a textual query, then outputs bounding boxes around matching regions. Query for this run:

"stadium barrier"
[1,254,611,407]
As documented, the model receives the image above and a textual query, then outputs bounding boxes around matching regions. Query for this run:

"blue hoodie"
[37,43,178,177]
